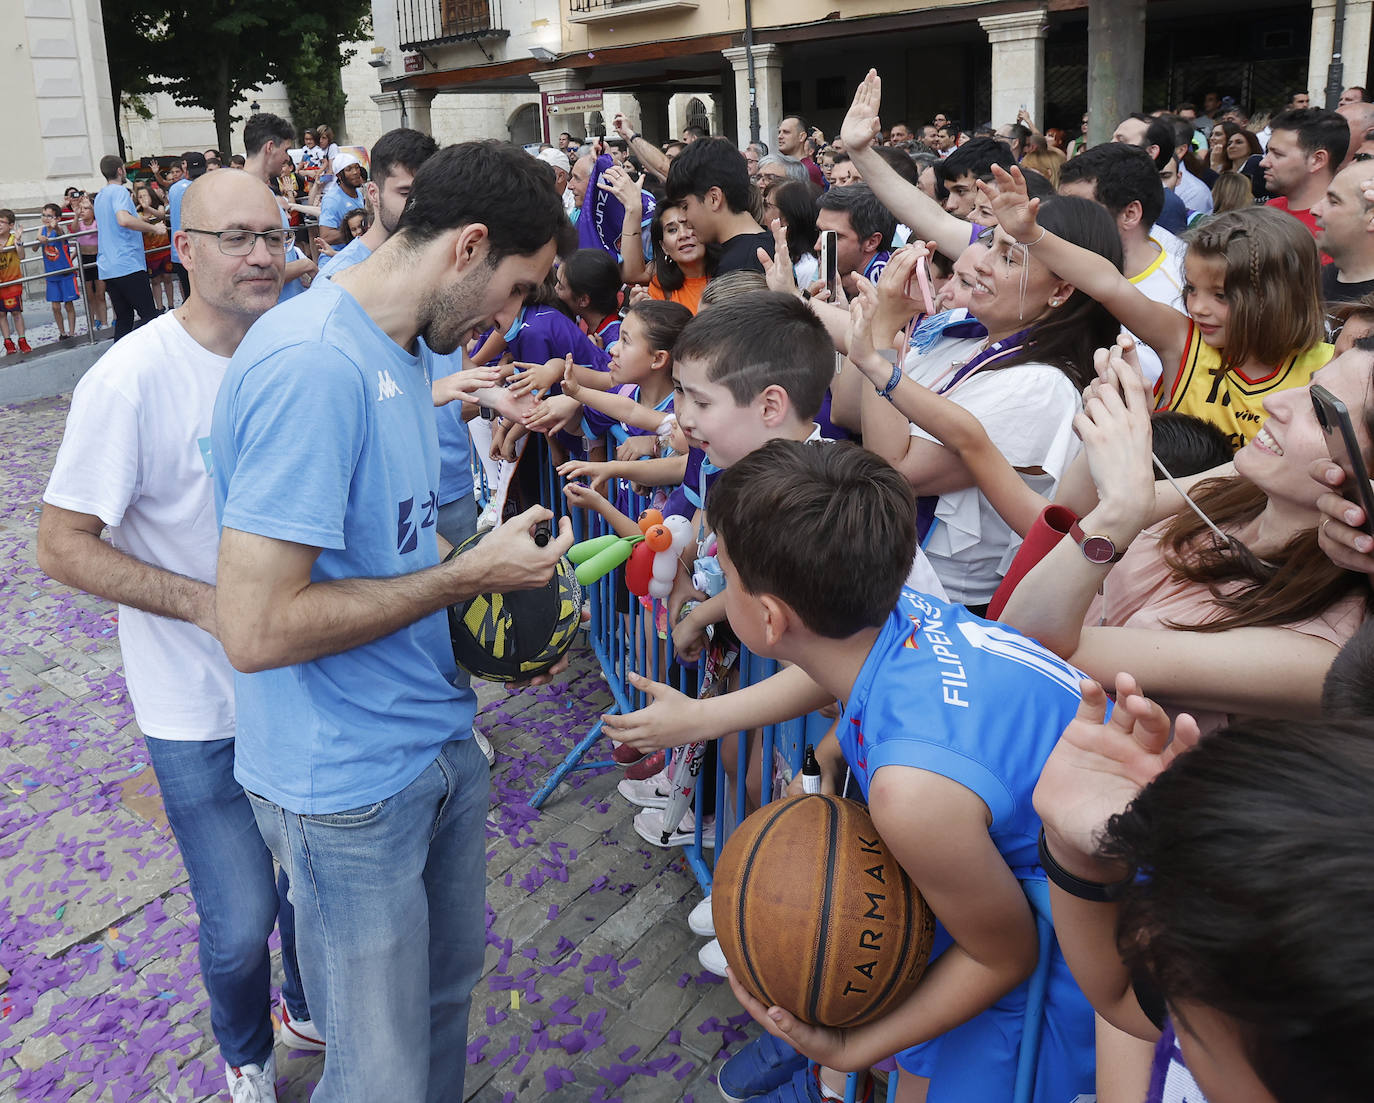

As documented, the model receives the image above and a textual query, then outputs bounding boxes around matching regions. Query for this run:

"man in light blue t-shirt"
[211,141,571,1103]
[93,154,163,339]
[167,150,206,298]
[316,152,366,247]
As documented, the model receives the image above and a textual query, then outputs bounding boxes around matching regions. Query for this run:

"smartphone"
[1312,384,1374,537]
[819,230,838,301]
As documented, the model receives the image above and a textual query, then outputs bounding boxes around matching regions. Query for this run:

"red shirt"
[1266,196,1332,263]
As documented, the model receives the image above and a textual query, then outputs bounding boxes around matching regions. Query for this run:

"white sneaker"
[226,1050,277,1102]
[633,806,715,848]
[698,937,728,978]
[688,894,715,937]
[278,997,325,1053]
[617,767,672,809]
[473,729,496,767]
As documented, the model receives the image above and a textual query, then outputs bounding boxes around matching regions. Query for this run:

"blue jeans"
[145,735,310,1068]
[246,737,489,1103]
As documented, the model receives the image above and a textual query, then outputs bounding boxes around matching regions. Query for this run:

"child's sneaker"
[616,767,671,808]
[633,806,715,848]
[277,997,325,1053]
[716,1034,807,1103]
[738,1064,872,1103]
[624,748,666,781]
[16,338,30,354]
[688,893,715,937]
[225,1050,277,1102]
[698,937,727,977]
[2,339,14,354]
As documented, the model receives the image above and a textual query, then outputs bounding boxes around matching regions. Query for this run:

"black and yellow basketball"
[446,532,584,682]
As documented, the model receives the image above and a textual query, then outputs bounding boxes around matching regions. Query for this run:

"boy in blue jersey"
[211,141,572,1103]
[702,440,1095,1103]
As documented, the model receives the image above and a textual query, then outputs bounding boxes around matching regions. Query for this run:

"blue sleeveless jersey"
[837,588,1097,1103]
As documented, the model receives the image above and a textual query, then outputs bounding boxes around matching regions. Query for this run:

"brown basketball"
[711,794,935,1028]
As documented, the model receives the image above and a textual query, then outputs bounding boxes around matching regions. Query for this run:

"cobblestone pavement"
[0,395,751,1102]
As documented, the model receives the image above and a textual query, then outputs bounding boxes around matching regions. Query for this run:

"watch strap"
[1068,519,1125,563]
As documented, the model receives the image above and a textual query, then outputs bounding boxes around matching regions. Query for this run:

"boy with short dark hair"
[0,209,30,354]
[666,138,775,274]
[705,440,1094,1103]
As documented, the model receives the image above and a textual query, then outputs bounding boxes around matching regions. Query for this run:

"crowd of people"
[29,66,1374,1103]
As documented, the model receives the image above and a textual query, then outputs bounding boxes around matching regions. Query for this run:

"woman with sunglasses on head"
[600,164,711,313]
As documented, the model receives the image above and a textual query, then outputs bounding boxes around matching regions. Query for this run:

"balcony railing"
[397,0,506,49]
[567,0,698,21]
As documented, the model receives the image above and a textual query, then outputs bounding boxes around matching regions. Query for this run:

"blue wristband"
[878,359,903,401]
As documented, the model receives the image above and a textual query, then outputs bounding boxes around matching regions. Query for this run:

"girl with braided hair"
[986,165,1331,451]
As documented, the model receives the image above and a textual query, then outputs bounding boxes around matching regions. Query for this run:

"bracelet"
[1037,828,1132,902]
[1019,226,1047,247]
[629,132,642,143]
[877,360,903,402]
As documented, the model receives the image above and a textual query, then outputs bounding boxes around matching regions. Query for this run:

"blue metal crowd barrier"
[484,434,1059,1103]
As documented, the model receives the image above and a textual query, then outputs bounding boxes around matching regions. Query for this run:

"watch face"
[1082,535,1116,564]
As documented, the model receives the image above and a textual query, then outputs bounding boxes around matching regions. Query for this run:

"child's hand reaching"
[982,164,1040,245]
[1033,673,1201,884]
[524,393,581,436]
[615,436,655,462]
[561,357,582,400]
[563,481,610,514]
[431,364,503,407]
[672,603,710,664]
[557,458,612,495]
[508,356,569,399]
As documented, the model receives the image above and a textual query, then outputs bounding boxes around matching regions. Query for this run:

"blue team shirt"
[838,589,1095,1102]
[94,183,146,279]
[427,342,475,508]
[319,183,364,229]
[211,277,474,814]
[167,177,191,264]
[317,236,372,278]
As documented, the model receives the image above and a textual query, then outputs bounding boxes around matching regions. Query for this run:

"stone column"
[722,44,782,149]
[978,8,1049,130]
[1085,0,1145,146]
[634,90,672,145]
[1310,0,1373,108]
[531,68,587,144]
[369,89,436,136]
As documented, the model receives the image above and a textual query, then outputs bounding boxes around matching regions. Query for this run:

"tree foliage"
[285,33,352,141]
[102,0,370,156]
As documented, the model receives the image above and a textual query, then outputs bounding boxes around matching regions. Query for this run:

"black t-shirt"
[1323,264,1374,306]
[715,231,775,275]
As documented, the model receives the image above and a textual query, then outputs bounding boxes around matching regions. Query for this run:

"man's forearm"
[38,525,214,631]
[629,136,671,181]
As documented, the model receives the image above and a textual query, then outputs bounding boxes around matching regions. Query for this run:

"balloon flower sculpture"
[568,509,694,600]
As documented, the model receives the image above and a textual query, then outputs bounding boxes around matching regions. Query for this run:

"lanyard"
[933,327,1033,395]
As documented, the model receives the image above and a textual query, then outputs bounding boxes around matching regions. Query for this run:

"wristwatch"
[1069,519,1125,564]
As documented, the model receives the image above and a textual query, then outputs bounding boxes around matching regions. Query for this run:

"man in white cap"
[318,151,366,246]
[535,146,575,215]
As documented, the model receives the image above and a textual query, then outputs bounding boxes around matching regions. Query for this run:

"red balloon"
[625,541,656,597]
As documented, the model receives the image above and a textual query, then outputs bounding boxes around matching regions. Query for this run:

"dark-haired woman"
[1208,121,1267,199]
[602,165,710,313]
[859,196,1126,609]
[1001,347,1367,730]
[763,178,820,290]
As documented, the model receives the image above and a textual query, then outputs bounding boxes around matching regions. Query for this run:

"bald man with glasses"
[38,169,320,1103]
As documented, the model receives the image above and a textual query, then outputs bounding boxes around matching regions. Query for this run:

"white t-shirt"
[43,313,235,741]
[1124,234,1189,387]
[902,335,1083,605]
[1175,165,1213,214]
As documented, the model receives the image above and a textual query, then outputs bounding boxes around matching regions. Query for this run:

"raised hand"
[1074,344,1155,536]
[758,218,798,295]
[598,164,644,216]
[840,69,884,155]
[982,164,1040,244]
[1033,674,1201,882]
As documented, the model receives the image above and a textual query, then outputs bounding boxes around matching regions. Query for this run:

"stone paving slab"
[0,393,756,1102]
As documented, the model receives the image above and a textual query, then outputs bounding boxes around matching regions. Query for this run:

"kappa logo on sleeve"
[377,370,404,401]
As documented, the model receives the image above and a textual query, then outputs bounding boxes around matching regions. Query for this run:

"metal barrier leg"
[528,714,618,810]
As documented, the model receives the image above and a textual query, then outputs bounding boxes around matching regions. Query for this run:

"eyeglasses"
[182,227,292,255]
